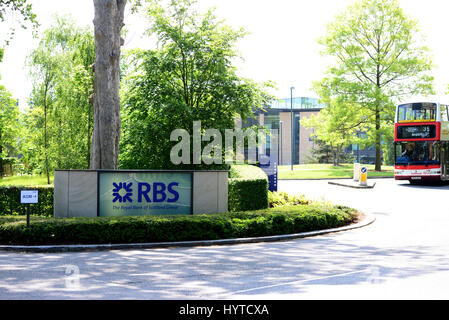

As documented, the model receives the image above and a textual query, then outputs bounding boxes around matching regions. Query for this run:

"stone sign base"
[54,170,228,218]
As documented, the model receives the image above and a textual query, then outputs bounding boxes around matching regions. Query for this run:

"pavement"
[2,178,449,299]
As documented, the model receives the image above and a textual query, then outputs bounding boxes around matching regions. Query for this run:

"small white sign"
[20,190,38,204]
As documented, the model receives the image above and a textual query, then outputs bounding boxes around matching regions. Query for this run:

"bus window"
[441,104,449,121]
[397,103,437,122]
[395,141,440,165]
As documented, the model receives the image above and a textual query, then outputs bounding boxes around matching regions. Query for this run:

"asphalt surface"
[1,178,449,299]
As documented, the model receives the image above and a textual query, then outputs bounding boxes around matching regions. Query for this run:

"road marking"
[214,269,368,297]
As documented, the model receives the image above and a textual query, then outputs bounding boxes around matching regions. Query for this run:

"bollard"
[359,166,368,186]
[353,163,360,182]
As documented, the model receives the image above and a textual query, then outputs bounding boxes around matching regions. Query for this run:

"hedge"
[0,186,54,217]
[0,204,357,245]
[228,165,268,212]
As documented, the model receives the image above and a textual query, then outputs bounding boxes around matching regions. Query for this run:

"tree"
[90,0,127,170]
[0,0,36,23]
[61,37,96,168]
[303,81,371,166]
[0,85,19,178]
[316,0,434,171]
[0,2,37,177]
[303,97,366,165]
[25,16,95,179]
[27,42,60,184]
[305,138,354,165]
[0,0,38,44]
[119,0,273,169]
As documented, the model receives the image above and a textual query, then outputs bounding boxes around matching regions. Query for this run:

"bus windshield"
[395,141,440,165]
[397,103,437,122]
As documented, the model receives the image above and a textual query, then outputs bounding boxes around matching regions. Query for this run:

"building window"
[263,113,280,156]
[294,113,300,164]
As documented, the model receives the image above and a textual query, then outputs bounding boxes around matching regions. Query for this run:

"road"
[1,178,449,299]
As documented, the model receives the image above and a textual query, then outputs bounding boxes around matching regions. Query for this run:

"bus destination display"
[397,125,436,139]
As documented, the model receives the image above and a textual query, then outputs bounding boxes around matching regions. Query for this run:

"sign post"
[353,163,360,182]
[359,166,368,187]
[259,153,278,192]
[259,129,279,192]
[20,190,38,227]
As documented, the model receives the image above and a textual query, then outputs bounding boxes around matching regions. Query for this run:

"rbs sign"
[111,182,180,203]
[99,172,192,217]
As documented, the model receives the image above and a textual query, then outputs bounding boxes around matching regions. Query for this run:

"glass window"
[397,103,437,122]
[269,97,327,110]
[441,104,449,121]
[395,141,440,165]
[294,113,300,164]
[263,113,280,155]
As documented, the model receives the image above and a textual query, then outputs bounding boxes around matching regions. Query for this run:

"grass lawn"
[278,163,394,180]
[0,175,53,186]
[0,164,394,184]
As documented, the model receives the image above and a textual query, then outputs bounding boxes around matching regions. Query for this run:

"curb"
[0,213,376,253]
[328,181,376,189]
[279,176,393,181]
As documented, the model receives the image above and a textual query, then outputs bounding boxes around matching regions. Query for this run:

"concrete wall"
[54,171,98,218]
[299,111,318,164]
[193,171,228,214]
[54,170,228,218]
[279,112,292,165]
[276,110,320,165]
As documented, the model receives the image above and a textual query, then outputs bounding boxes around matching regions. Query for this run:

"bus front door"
[442,142,449,181]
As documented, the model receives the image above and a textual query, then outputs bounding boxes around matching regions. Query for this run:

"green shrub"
[0,186,54,217]
[0,205,357,245]
[268,191,310,208]
[228,164,268,212]
[268,191,287,207]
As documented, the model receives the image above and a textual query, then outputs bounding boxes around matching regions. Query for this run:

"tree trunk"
[336,144,342,166]
[375,108,382,172]
[332,145,338,166]
[375,68,382,172]
[90,0,126,170]
[44,91,50,185]
[87,95,93,168]
[0,132,3,179]
[57,117,62,169]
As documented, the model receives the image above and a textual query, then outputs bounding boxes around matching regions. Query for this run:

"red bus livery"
[394,101,449,183]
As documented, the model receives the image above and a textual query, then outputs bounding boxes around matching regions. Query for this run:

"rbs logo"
[112,182,180,203]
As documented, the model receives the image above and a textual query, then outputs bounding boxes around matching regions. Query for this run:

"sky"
[1,0,449,110]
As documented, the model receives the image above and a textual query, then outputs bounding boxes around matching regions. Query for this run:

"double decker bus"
[394,101,449,183]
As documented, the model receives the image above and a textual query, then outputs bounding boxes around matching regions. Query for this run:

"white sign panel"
[20,190,38,204]
[441,121,449,141]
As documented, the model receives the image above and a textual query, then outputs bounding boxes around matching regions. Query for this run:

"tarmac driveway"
[1,178,449,299]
